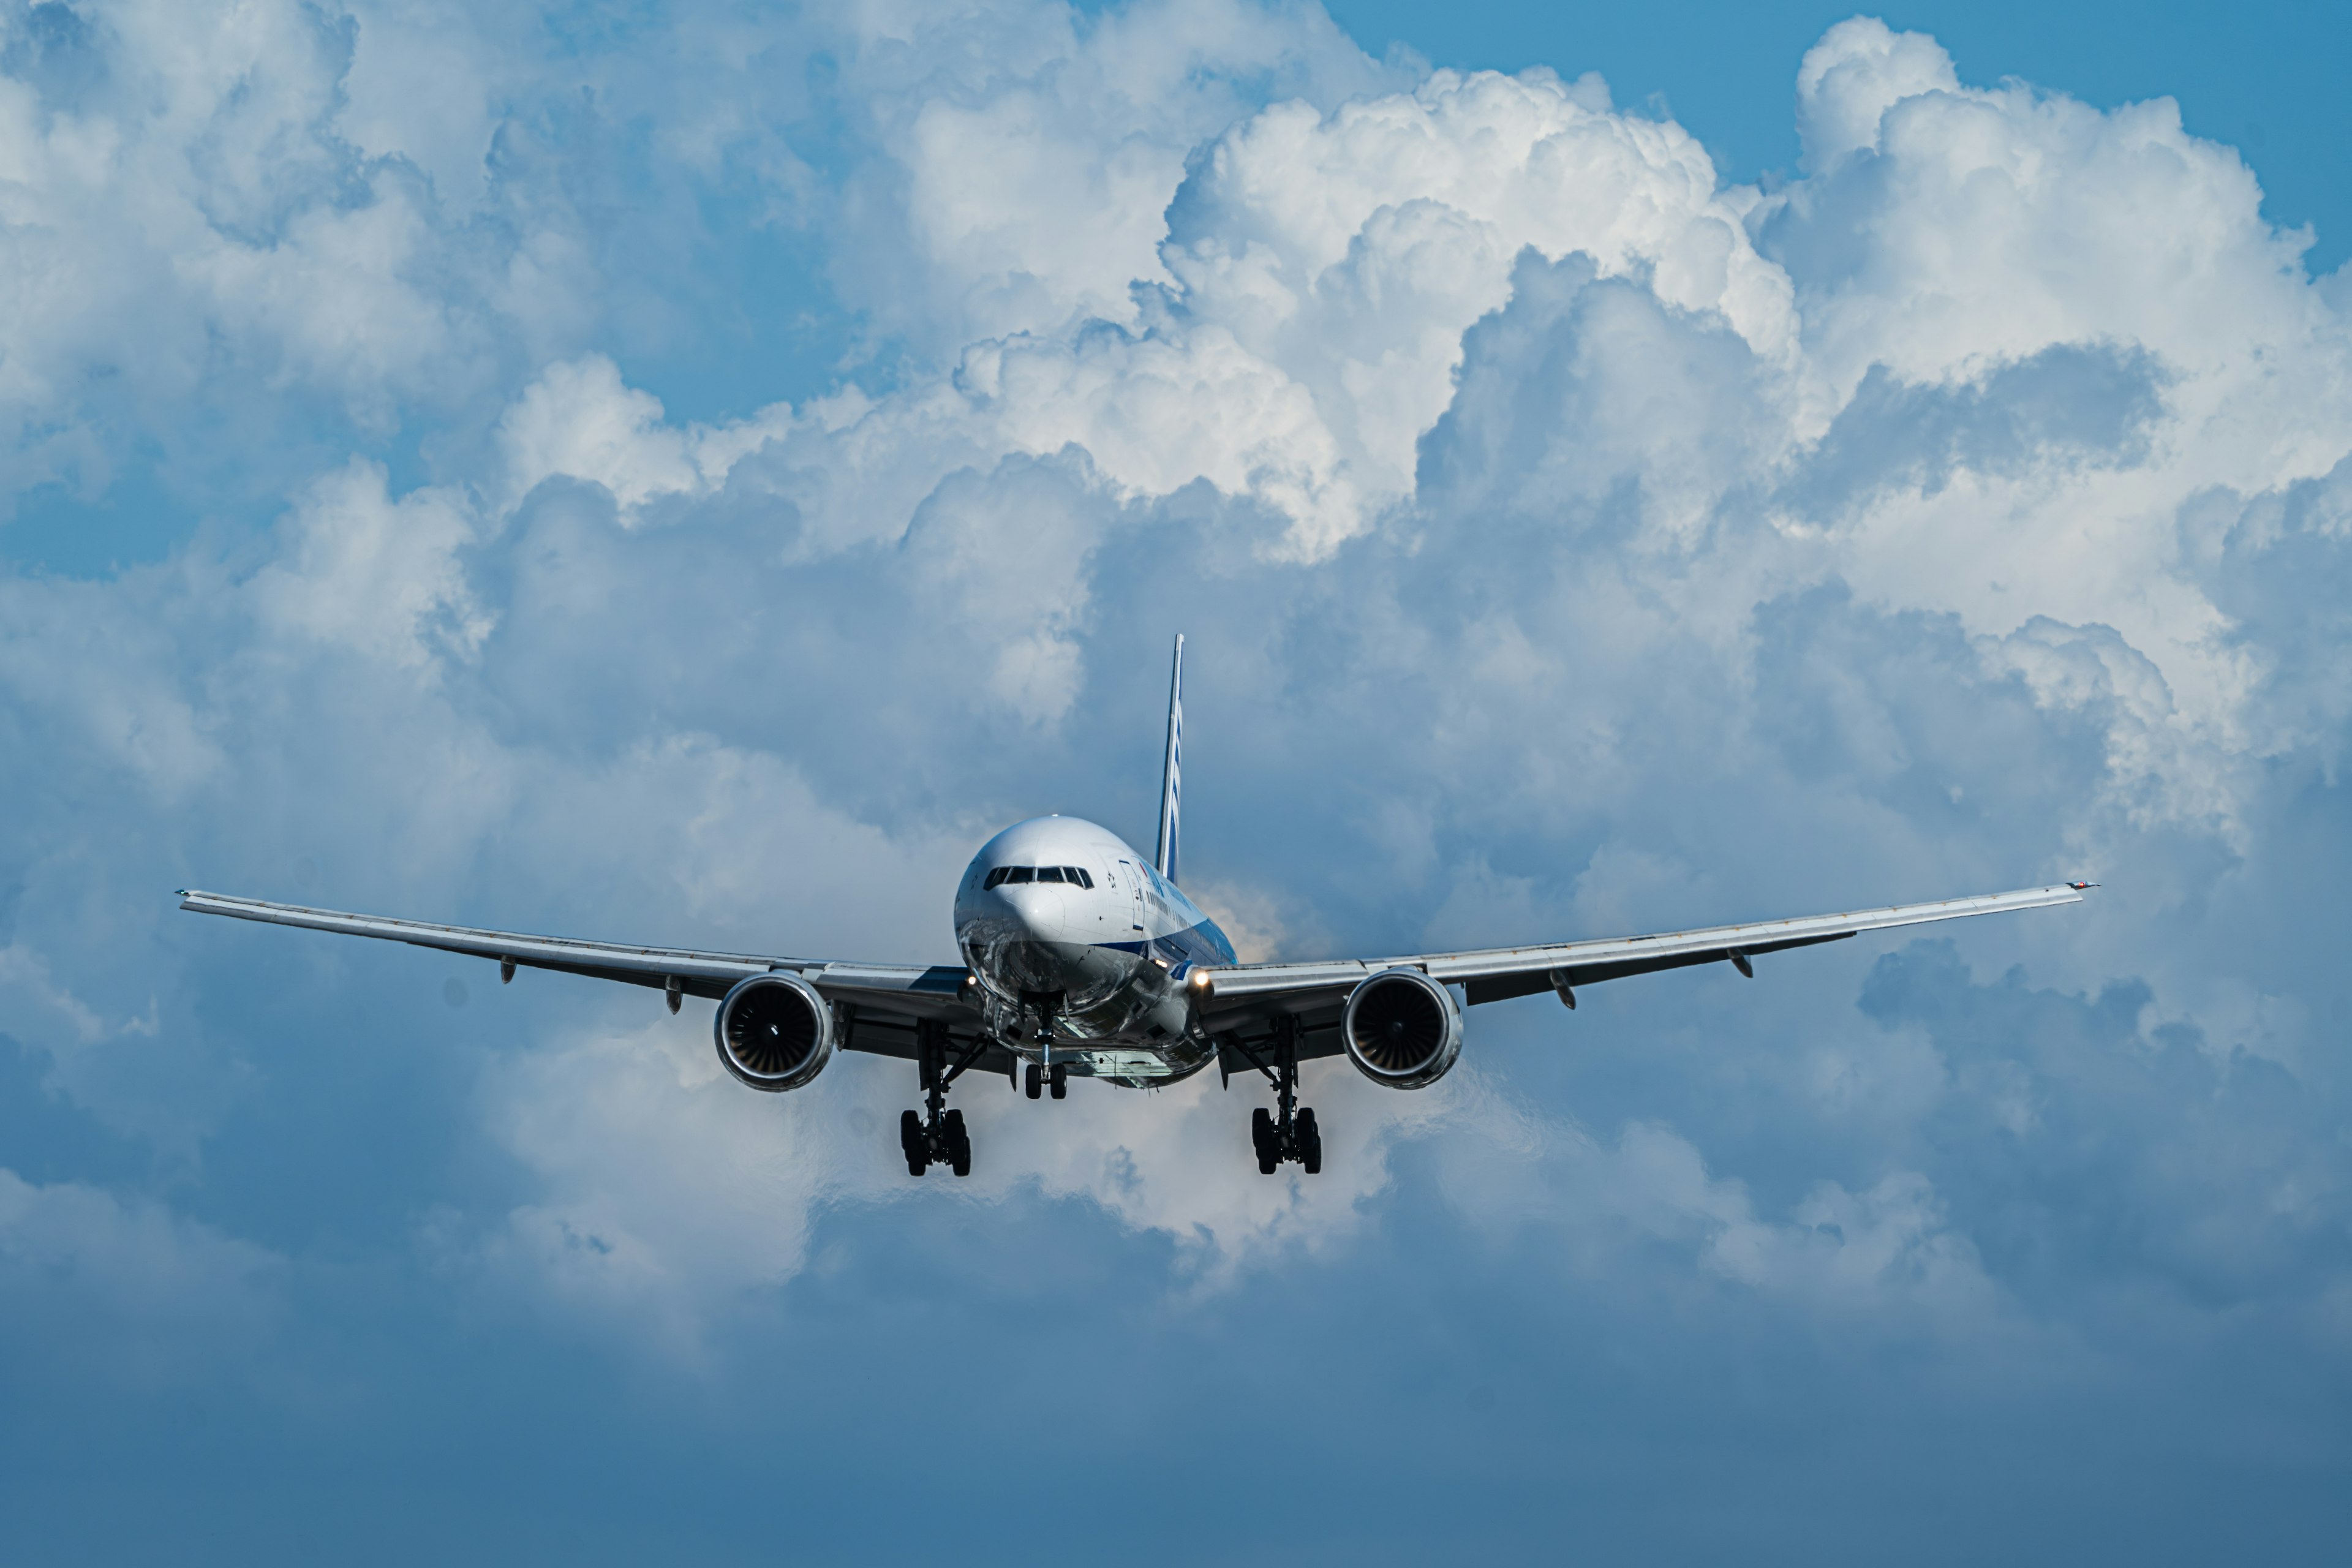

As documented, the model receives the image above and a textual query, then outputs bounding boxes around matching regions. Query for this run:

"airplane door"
[1117,861,1146,932]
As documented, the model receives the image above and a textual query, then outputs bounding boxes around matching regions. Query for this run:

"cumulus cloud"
[466,1001,1490,1348]
[829,0,1393,347]
[0,0,494,484]
[252,459,491,670]
[1794,13,1961,170]
[496,356,794,519]
[0,1167,284,1385]
[3,3,2352,1410]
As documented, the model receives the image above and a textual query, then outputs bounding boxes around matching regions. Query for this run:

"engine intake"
[1341,968,1463,1090]
[714,972,834,1092]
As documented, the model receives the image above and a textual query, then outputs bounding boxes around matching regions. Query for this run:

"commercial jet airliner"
[181,637,2090,1177]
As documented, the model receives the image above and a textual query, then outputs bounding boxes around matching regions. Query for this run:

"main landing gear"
[902,1020,980,1177]
[1233,1016,1321,1175]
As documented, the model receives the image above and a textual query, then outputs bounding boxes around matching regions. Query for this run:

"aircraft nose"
[993,883,1068,942]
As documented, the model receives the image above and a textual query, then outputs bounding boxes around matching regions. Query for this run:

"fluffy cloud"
[0,1167,284,1385]
[467,1003,1491,1351]
[0,0,493,486]
[496,356,793,518]
[3,3,2352,1450]
[834,0,1392,347]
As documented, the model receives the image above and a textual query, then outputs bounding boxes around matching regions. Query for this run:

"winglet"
[2067,881,2099,891]
[1154,633,1183,885]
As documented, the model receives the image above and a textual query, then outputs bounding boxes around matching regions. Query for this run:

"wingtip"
[2066,881,2099,891]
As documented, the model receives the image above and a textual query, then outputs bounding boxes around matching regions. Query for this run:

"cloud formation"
[3,5,2351,1551]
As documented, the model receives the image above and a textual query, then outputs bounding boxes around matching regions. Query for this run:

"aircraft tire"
[1025,1064,1042,1099]
[1049,1063,1068,1100]
[1298,1108,1322,1175]
[945,1109,971,1177]
[901,1109,928,1176]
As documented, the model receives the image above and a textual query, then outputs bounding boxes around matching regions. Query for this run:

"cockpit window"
[986,864,1094,889]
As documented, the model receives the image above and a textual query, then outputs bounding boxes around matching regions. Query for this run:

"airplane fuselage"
[952,815,1234,1086]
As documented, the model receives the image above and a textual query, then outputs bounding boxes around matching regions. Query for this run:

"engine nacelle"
[1341,968,1464,1090]
[714,971,834,1092]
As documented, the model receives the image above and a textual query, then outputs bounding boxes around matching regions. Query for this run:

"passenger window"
[1006,867,1033,884]
[1036,866,1065,883]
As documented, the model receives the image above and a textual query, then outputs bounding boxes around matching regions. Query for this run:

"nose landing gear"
[1018,993,1072,1105]
[902,1020,979,1177]
[1019,989,1067,1041]
[1233,1016,1321,1175]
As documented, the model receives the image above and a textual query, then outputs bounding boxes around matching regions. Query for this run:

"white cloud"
[1705,1167,1998,1320]
[496,356,793,518]
[4,3,2352,1367]
[1425,1101,2007,1333]
[0,1168,284,1384]
[470,999,1491,1343]
[835,0,1392,347]
[252,459,491,671]
[337,0,506,208]
[1793,15,1961,170]
[940,64,1805,554]
[0,941,121,1047]
[0,570,224,801]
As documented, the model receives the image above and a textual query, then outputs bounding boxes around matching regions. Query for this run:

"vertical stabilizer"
[1155,634,1183,884]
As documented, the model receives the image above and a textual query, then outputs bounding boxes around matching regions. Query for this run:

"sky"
[1,1,2349,1561]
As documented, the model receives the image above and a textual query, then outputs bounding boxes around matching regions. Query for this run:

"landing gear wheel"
[945,1109,972,1177]
[1025,1063,1042,1100]
[1251,1107,1278,1175]
[1237,1017,1322,1175]
[1049,1062,1068,1100]
[904,1021,986,1177]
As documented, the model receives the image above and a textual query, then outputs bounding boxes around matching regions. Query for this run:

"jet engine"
[714,971,834,1091]
[1341,968,1464,1090]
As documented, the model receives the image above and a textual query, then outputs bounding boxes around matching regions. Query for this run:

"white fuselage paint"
[952,815,1235,1087]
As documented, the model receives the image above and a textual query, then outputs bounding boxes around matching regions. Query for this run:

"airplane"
[179,635,2091,1178]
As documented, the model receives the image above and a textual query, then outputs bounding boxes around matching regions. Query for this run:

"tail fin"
[1155,633,1183,884]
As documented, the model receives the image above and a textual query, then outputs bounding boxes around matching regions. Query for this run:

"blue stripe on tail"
[1155,633,1183,885]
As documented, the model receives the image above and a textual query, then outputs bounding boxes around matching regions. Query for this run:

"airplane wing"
[1192,882,2089,1066]
[175,889,991,1067]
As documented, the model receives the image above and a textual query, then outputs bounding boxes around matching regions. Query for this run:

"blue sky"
[2,2,2349,1561]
